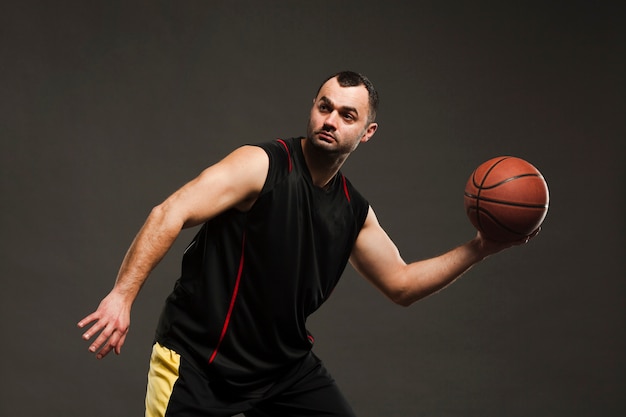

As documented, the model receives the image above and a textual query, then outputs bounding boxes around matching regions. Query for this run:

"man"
[79,71,533,416]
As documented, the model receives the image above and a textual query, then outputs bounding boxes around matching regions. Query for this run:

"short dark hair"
[317,71,379,122]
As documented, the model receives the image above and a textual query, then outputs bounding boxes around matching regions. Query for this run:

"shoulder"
[248,139,301,189]
[340,174,370,228]
[252,138,298,172]
[212,144,269,180]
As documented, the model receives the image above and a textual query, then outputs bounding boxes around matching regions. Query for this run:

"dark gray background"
[1,1,624,416]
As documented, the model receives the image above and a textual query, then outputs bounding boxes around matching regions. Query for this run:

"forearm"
[111,204,184,303]
[396,237,487,306]
[77,203,182,359]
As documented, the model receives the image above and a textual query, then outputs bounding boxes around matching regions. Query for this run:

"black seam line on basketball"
[473,157,509,231]
[472,157,509,189]
[463,193,548,208]
[472,207,527,236]
[477,173,543,190]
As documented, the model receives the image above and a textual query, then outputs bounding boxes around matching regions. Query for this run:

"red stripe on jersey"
[208,233,246,364]
[276,139,292,173]
[341,174,351,202]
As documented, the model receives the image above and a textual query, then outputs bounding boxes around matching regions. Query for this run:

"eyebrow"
[319,96,359,117]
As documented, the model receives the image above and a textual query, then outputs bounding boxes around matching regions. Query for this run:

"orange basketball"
[464,156,549,242]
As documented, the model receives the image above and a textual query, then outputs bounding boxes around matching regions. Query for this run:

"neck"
[301,138,349,188]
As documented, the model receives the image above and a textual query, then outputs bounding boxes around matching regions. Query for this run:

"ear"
[360,122,378,143]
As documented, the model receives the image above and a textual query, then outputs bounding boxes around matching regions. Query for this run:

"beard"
[305,118,366,155]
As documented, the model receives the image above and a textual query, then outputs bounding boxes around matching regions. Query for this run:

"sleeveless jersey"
[154,137,370,393]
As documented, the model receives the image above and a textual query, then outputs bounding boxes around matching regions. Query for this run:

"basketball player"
[78,71,532,416]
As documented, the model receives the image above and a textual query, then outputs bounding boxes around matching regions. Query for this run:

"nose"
[323,111,339,130]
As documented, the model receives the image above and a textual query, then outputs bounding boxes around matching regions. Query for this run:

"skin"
[78,76,532,359]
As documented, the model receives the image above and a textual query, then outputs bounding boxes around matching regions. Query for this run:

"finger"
[115,332,128,355]
[81,319,106,341]
[104,330,123,356]
[77,312,99,329]
[95,329,125,359]
[88,324,115,354]
[521,227,542,245]
[95,339,114,360]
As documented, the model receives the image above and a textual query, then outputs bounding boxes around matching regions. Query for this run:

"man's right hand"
[78,290,131,359]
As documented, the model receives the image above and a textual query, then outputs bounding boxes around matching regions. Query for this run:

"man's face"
[306,77,377,155]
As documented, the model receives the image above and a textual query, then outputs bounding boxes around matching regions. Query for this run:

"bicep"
[160,145,269,228]
[350,207,408,300]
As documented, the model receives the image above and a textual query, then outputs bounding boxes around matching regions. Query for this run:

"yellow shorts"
[145,343,181,417]
[143,343,354,417]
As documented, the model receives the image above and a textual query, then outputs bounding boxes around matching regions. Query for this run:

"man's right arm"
[77,145,269,359]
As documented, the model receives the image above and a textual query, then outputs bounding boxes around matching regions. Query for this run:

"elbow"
[386,273,430,307]
[148,203,168,223]
[379,269,418,307]
[147,202,185,232]
[391,295,413,307]
[391,289,428,307]
[388,286,416,307]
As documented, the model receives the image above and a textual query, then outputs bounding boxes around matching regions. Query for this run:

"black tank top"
[154,137,369,392]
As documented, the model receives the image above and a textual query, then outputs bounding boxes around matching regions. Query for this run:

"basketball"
[464,156,549,242]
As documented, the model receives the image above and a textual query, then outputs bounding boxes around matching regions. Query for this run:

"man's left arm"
[349,206,528,306]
